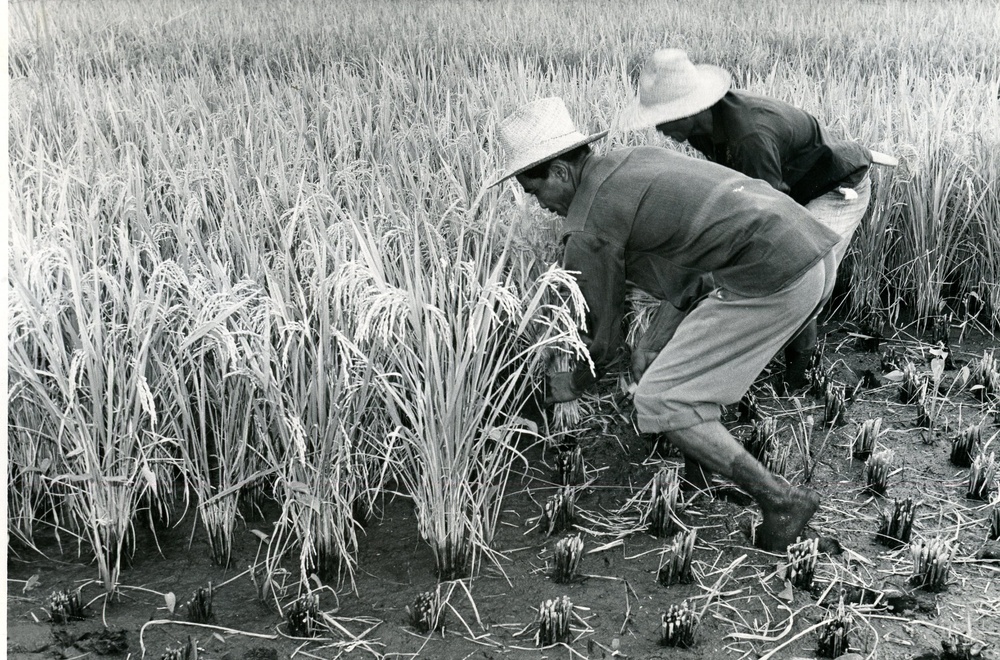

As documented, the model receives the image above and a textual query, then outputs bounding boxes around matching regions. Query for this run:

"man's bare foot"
[754,486,821,552]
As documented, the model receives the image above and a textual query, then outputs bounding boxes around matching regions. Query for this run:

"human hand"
[631,348,658,383]
[544,372,579,405]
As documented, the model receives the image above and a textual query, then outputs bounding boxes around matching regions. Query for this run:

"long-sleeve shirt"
[562,146,839,392]
[688,90,871,204]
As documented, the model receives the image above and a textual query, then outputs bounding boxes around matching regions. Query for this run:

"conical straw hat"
[617,49,731,132]
[490,97,608,187]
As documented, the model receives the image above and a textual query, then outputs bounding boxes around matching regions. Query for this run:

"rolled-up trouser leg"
[635,252,836,433]
[781,174,871,386]
[805,173,872,268]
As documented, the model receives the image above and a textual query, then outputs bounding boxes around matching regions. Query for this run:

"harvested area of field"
[6,0,1000,659]
[7,322,1000,659]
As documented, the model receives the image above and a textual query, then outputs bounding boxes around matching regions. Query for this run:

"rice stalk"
[551,534,584,584]
[656,529,696,587]
[864,449,894,497]
[951,423,982,468]
[816,598,853,658]
[875,497,916,549]
[785,537,819,590]
[647,466,681,538]
[966,452,997,501]
[536,595,573,647]
[852,418,882,461]
[659,600,697,648]
[909,537,953,591]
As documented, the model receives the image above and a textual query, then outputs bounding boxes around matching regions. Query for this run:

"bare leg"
[666,420,820,551]
[783,318,818,391]
[682,455,713,493]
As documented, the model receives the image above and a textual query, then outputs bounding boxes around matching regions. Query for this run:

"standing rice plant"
[8,200,182,593]
[167,276,276,567]
[260,211,390,591]
[340,209,590,579]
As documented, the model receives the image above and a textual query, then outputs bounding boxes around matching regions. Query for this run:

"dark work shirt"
[562,146,839,392]
[688,90,872,204]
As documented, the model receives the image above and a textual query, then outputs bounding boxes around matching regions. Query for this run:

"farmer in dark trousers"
[619,49,895,394]
[491,97,839,551]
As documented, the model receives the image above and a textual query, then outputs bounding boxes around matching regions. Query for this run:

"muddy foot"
[755,487,821,552]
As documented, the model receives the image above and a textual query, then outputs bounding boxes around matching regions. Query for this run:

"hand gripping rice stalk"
[47,587,86,623]
[184,583,213,624]
[285,593,321,637]
[648,466,681,537]
[535,595,573,646]
[852,418,882,461]
[864,449,895,496]
[659,600,697,648]
[899,362,926,404]
[540,487,576,536]
[657,529,696,587]
[966,451,997,501]
[824,383,848,427]
[556,445,586,486]
[785,537,820,590]
[910,537,953,591]
[875,497,916,548]
[745,417,777,463]
[951,423,982,467]
[552,534,584,584]
[407,588,444,634]
[816,598,853,658]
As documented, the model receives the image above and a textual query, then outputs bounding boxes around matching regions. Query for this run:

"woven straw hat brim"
[489,129,609,188]
[617,65,731,132]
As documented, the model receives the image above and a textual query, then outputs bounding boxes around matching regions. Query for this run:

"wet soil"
[6,321,1000,660]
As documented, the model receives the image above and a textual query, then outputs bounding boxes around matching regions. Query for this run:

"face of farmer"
[656,115,697,142]
[516,161,576,217]
[655,108,712,143]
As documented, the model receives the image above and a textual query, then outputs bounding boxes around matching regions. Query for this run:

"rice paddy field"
[6,0,1000,658]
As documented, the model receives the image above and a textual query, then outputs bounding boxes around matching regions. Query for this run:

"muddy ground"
[6,319,1000,660]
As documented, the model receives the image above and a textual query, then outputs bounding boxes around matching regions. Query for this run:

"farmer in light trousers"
[619,49,895,491]
[491,97,839,552]
[619,49,897,386]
